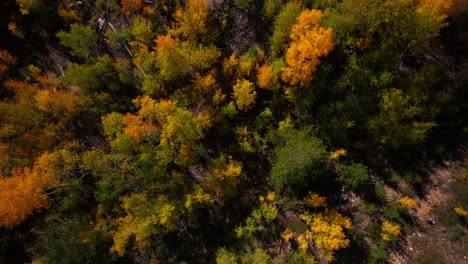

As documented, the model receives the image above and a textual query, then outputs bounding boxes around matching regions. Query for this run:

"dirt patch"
[388,157,468,264]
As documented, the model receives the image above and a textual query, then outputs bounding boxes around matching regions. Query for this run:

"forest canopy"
[0,0,467,263]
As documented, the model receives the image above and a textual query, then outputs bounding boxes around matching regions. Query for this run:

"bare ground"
[388,157,468,264]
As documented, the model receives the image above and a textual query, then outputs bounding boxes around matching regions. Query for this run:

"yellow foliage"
[213,89,226,105]
[257,64,276,90]
[266,191,275,201]
[417,0,454,21]
[454,206,468,217]
[304,192,327,208]
[235,126,258,153]
[298,234,309,252]
[398,196,417,209]
[16,0,40,15]
[222,52,238,76]
[134,95,177,122]
[424,206,432,214]
[456,169,467,183]
[330,149,347,160]
[282,9,334,86]
[278,116,294,131]
[212,158,243,181]
[111,193,179,256]
[169,0,209,40]
[381,221,400,241]
[153,35,188,80]
[194,71,216,92]
[8,22,24,38]
[185,186,211,211]
[282,228,294,241]
[300,209,351,260]
[232,79,256,111]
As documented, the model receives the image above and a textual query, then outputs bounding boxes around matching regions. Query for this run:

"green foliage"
[102,112,124,138]
[412,249,446,264]
[56,24,97,58]
[1,0,467,263]
[370,88,437,148]
[263,0,282,19]
[270,2,302,57]
[338,162,369,189]
[35,215,113,264]
[235,194,277,238]
[131,17,155,46]
[254,108,273,133]
[222,101,238,118]
[216,248,238,264]
[271,128,328,192]
[234,0,253,9]
[374,184,387,201]
[62,55,129,93]
[403,171,424,185]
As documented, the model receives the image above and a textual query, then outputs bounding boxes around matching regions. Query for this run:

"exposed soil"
[388,157,468,264]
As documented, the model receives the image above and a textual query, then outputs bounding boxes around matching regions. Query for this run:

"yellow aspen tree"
[381,221,401,241]
[169,0,209,41]
[232,79,256,111]
[303,192,327,208]
[300,209,352,260]
[154,35,189,81]
[397,196,417,209]
[282,9,333,86]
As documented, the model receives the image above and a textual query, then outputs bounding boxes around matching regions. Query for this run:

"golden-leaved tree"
[257,64,277,90]
[282,9,333,86]
[169,0,209,41]
[0,153,59,228]
[232,79,256,111]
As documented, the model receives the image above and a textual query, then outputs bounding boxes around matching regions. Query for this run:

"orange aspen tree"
[282,9,333,86]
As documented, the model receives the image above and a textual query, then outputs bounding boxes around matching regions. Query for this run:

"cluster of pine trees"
[0,0,467,263]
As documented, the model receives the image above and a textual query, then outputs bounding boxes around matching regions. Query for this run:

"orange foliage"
[8,22,24,38]
[257,64,276,90]
[34,89,83,115]
[122,113,157,143]
[282,9,333,86]
[417,0,455,21]
[153,35,189,80]
[57,8,80,21]
[0,160,57,228]
[0,50,16,78]
[121,0,142,12]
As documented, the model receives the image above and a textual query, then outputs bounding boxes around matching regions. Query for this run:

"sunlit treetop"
[168,0,209,41]
[282,9,334,86]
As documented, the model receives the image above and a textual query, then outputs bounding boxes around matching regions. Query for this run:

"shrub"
[338,162,369,189]
[271,128,328,192]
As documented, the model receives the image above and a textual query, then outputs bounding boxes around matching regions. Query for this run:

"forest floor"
[343,149,467,264]
[387,153,468,264]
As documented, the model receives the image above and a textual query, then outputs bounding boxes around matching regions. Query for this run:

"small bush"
[338,162,369,189]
